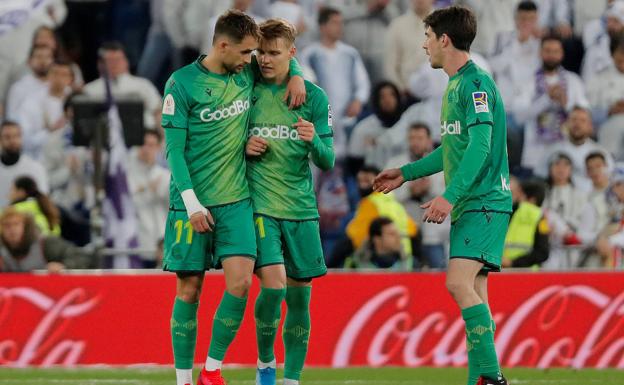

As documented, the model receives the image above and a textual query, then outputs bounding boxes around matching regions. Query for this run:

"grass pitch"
[0,367,622,385]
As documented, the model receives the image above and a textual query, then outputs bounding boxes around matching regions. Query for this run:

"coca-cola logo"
[333,285,624,368]
[0,287,99,367]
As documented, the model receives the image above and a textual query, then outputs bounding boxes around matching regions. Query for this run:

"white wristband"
[181,189,207,218]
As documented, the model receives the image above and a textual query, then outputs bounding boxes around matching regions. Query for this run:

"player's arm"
[306,87,335,170]
[400,147,443,181]
[441,84,494,205]
[162,76,213,231]
[249,55,306,107]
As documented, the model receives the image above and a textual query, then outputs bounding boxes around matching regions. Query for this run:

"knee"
[445,279,470,299]
[229,275,253,297]
[177,285,201,303]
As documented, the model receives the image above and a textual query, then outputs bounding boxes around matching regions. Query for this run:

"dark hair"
[610,32,624,55]
[520,179,547,206]
[145,129,163,143]
[423,6,477,52]
[409,122,431,137]
[260,18,298,45]
[99,41,125,54]
[370,81,404,126]
[0,207,38,257]
[12,176,60,231]
[570,105,592,116]
[318,7,341,26]
[541,33,563,47]
[28,44,53,59]
[585,151,607,165]
[517,1,538,13]
[0,120,20,133]
[369,216,394,239]
[359,164,381,175]
[547,152,573,186]
[213,9,261,45]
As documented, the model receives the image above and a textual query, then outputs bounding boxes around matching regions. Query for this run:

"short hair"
[145,129,163,143]
[28,44,53,59]
[541,33,563,47]
[570,105,592,118]
[260,18,297,46]
[0,120,20,133]
[359,164,381,175]
[520,179,547,206]
[423,6,477,52]
[318,7,341,26]
[409,122,431,137]
[99,41,125,54]
[369,216,394,239]
[213,9,260,45]
[517,1,538,13]
[585,151,607,165]
[610,32,624,55]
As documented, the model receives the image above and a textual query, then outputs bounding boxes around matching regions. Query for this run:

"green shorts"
[163,198,257,272]
[254,214,327,280]
[449,210,511,272]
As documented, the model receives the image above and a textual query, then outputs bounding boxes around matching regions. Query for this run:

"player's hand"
[373,168,405,194]
[421,196,452,224]
[285,75,306,109]
[189,210,214,233]
[293,117,315,142]
[246,135,268,156]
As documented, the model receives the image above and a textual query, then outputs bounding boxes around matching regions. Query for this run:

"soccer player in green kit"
[374,6,511,385]
[245,19,334,385]
[161,10,306,385]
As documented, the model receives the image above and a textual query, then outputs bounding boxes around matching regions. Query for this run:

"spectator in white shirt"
[16,60,73,159]
[0,121,48,208]
[582,0,624,81]
[536,106,613,192]
[83,42,162,130]
[587,31,624,126]
[512,34,589,171]
[300,7,371,159]
[535,0,572,38]
[201,0,264,55]
[384,0,434,95]
[127,130,170,260]
[456,0,516,56]
[5,45,53,121]
[595,165,624,266]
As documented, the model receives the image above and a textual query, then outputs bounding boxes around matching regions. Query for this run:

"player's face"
[408,127,431,157]
[1,214,25,247]
[423,26,443,69]
[257,37,295,81]
[223,35,258,73]
[550,158,572,186]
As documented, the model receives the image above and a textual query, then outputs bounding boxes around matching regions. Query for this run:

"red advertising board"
[1,272,623,368]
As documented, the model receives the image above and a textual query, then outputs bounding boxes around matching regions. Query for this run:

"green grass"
[0,367,623,385]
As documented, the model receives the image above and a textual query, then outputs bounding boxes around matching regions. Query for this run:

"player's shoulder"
[168,61,199,84]
[459,62,498,95]
[304,80,327,99]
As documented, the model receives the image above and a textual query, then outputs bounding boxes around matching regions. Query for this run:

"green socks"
[171,298,199,369]
[255,287,287,363]
[462,303,502,383]
[283,286,312,381]
[208,291,248,361]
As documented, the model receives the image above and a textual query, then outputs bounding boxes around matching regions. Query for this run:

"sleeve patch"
[472,91,489,113]
[328,104,333,127]
[162,94,175,115]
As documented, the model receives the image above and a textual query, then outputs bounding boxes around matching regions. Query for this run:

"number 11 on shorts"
[174,220,193,244]
[255,216,266,238]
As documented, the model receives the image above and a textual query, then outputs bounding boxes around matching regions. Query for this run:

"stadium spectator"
[384,0,434,94]
[349,216,411,270]
[201,0,265,55]
[572,0,609,38]
[83,41,162,129]
[0,208,90,273]
[300,7,370,158]
[326,0,399,83]
[0,121,48,208]
[346,81,404,176]
[32,26,85,90]
[328,165,418,267]
[512,34,589,171]
[9,176,61,236]
[535,0,572,38]
[542,152,589,269]
[595,165,624,267]
[582,0,624,81]
[536,106,613,192]
[385,123,448,268]
[4,45,54,121]
[456,0,516,56]
[490,1,542,109]
[15,60,73,159]
[126,130,169,261]
[503,178,550,268]
[587,32,624,147]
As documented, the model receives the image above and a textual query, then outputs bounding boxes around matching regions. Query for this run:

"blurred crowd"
[1,0,624,273]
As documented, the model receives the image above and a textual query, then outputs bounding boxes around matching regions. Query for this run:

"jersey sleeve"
[400,146,443,181]
[308,86,335,170]
[463,75,495,129]
[161,75,194,192]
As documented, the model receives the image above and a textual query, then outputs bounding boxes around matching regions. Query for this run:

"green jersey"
[246,80,334,220]
[401,60,512,221]
[162,56,253,208]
